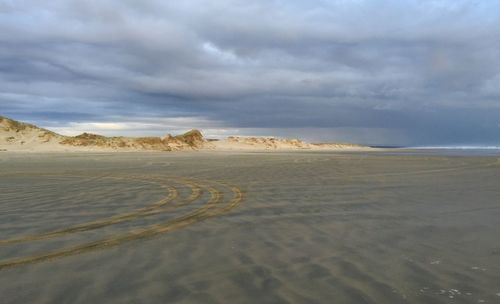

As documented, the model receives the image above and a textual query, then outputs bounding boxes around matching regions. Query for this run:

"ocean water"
[407,147,500,157]
[1,151,499,303]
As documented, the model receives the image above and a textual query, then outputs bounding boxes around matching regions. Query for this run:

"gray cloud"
[1,0,500,145]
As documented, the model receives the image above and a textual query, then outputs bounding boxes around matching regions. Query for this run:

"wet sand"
[1,151,500,303]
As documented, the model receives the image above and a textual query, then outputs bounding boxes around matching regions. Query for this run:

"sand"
[0,116,370,153]
[209,137,369,152]
[1,151,500,303]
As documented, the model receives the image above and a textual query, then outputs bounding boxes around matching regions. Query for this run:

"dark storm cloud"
[1,0,500,145]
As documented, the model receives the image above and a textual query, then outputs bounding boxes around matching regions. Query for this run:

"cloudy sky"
[1,0,500,146]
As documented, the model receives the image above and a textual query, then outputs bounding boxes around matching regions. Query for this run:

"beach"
[1,151,500,303]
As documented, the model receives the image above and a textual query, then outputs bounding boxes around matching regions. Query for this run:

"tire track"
[0,175,185,244]
[0,175,244,270]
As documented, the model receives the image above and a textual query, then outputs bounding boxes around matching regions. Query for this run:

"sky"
[1,0,500,146]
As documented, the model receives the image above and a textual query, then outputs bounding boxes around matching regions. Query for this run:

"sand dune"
[59,130,206,152]
[0,116,207,152]
[211,136,367,151]
[0,116,64,151]
[0,115,368,152]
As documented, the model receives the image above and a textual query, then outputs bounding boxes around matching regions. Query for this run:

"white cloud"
[2,0,500,145]
[46,116,226,137]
